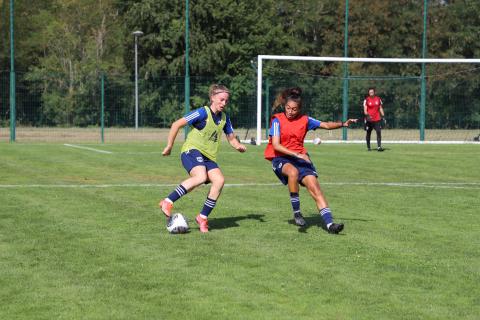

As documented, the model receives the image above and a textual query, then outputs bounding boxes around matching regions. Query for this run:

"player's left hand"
[296,153,311,163]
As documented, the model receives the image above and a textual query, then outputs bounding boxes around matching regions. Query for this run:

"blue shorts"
[271,156,318,185]
[181,149,219,174]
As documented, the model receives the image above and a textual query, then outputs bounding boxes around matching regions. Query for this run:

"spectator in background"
[363,87,385,151]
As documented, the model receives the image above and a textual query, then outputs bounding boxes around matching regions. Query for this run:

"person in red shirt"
[264,87,357,233]
[363,87,385,151]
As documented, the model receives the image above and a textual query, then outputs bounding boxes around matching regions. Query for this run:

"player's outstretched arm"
[320,119,358,130]
[226,133,247,153]
[162,118,188,156]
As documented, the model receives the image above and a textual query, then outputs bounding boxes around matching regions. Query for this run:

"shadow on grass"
[209,214,266,230]
[288,215,324,234]
[287,214,359,235]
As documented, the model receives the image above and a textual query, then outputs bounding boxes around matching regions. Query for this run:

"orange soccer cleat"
[195,214,209,233]
[159,199,173,218]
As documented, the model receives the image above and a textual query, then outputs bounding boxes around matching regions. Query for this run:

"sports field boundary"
[243,139,480,145]
[1,182,479,189]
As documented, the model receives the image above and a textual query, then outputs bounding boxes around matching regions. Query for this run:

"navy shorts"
[271,156,318,185]
[181,149,219,174]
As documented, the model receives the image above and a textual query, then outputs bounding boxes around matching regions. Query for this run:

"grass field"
[0,142,479,319]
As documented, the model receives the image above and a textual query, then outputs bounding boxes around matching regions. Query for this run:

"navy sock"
[200,197,217,217]
[290,192,300,214]
[167,184,187,203]
[319,207,333,226]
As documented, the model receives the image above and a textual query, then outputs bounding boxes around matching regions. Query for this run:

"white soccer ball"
[313,137,322,145]
[166,213,189,234]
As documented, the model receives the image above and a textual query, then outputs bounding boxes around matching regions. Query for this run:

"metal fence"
[1,68,479,143]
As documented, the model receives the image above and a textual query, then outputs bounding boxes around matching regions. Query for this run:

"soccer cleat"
[293,212,307,227]
[195,214,209,233]
[328,223,344,234]
[367,148,372,151]
[159,199,173,218]
[377,147,385,152]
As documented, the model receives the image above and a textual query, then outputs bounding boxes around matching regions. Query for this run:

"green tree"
[23,0,125,126]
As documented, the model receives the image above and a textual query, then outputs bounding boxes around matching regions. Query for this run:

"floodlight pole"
[9,0,15,142]
[133,30,143,130]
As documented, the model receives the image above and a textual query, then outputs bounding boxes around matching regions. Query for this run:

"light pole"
[133,30,143,130]
[9,0,15,142]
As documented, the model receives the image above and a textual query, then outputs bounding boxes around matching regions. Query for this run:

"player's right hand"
[344,119,358,127]
[236,144,247,153]
[162,146,172,156]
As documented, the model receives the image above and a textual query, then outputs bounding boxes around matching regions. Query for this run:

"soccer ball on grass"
[166,213,189,234]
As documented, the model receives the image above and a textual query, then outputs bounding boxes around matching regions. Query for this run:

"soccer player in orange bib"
[264,87,357,233]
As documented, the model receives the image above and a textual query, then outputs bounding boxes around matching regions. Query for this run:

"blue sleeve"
[223,115,234,135]
[307,117,321,131]
[184,108,207,125]
[269,118,280,136]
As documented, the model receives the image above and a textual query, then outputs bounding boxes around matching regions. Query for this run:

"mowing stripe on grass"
[64,143,113,154]
[0,182,479,189]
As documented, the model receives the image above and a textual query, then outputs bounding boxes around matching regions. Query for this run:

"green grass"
[0,142,479,319]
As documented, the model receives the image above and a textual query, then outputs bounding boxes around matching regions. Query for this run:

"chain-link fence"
[1,66,479,142]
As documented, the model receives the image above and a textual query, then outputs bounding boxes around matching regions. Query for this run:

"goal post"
[256,55,480,145]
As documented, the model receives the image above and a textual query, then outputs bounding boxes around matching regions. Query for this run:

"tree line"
[0,0,479,129]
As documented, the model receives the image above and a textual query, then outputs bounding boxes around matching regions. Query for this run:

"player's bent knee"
[288,171,299,180]
[193,174,208,185]
[211,176,225,188]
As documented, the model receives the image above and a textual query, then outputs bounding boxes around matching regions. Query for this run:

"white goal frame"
[256,55,480,145]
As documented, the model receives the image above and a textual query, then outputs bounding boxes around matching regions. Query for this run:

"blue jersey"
[269,116,321,136]
[184,107,234,135]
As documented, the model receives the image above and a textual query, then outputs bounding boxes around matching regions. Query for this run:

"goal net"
[255,56,480,145]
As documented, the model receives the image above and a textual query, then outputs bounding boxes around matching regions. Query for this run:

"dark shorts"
[365,120,382,132]
[271,156,318,185]
[181,149,219,174]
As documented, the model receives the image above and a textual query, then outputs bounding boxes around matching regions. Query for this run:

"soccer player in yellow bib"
[160,84,247,232]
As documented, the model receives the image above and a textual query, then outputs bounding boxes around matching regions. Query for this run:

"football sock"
[320,207,333,229]
[290,192,300,213]
[200,197,217,217]
[167,184,187,203]
[366,130,372,149]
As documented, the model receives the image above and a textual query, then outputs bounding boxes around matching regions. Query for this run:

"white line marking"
[0,182,479,189]
[64,144,113,154]
[121,152,164,154]
[247,139,480,145]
